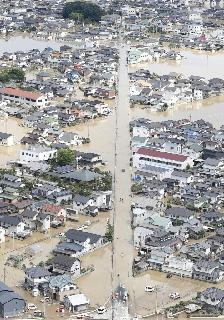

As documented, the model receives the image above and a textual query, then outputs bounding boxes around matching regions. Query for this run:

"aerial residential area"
[0,0,223,319]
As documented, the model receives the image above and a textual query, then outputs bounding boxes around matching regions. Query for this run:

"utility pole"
[155,286,159,320]
[87,122,90,139]
[3,266,6,283]
[12,232,15,250]
[43,291,46,318]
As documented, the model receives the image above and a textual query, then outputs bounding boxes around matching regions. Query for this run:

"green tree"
[7,68,25,82]
[172,219,183,226]
[0,73,10,83]
[69,12,83,22]
[131,183,143,193]
[0,68,25,83]
[105,221,113,242]
[63,1,104,23]
[53,148,75,166]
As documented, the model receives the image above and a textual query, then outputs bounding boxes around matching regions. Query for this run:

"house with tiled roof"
[0,87,48,108]
[42,203,67,221]
[133,147,194,172]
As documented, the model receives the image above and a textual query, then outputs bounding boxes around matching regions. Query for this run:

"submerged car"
[145,286,155,292]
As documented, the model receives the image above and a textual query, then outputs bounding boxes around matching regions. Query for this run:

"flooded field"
[0,35,62,54]
[131,96,224,128]
[0,118,29,167]
[129,49,224,128]
[131,49,224,79]
[77,245,112,307]
[0,34,86,55]
[67,115,116,171]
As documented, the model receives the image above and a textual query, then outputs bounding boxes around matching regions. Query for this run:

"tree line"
[63,1,105,23]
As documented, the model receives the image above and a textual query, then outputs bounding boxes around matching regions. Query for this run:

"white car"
[169,292,180,300]
[27,303,37,310]
[145,286,155,292]
[97,306,107,314]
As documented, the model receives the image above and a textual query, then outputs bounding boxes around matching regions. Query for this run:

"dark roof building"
[65,229,103,245]
[0,281,26,318]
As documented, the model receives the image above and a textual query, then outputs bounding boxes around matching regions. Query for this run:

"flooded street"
[77,246,112,307]
[112,45,133,292]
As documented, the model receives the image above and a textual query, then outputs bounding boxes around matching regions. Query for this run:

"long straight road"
[112,45,134,306]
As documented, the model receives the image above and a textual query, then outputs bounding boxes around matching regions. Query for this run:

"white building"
[64,294,90,313]
[203,158,224,175]
[25,266,52,287]
[128,49,153,64]
[59,132,82,146]
[134,226,154,248]
[93,103,111,115]
[193,88,204,100]
[0,227,5,243]
[132,126,150,138]
[0,216,25,235]
[189,12,203,23]
[188,23,203,36]
[121,5,137,16]
[0,87,48,108]
[20,146,57,163]
[162,255,193,277]
[133,147,194,171]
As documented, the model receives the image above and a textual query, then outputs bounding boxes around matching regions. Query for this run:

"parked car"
[145,286,155,292]
[97,306,107,314]
[27,303,37,310]
[169,292,180,300]
[185,303,201,314]
[33,310,44,317]
[76,313,89,319]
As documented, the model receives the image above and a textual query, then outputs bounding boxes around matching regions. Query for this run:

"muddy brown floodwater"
[131,49,224,79]
[0,118,30,167]
[67,114,116,171]
[131,96,224,128]
[0,41,224,318]
[0,36,61,54]
[130,49,224,128]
